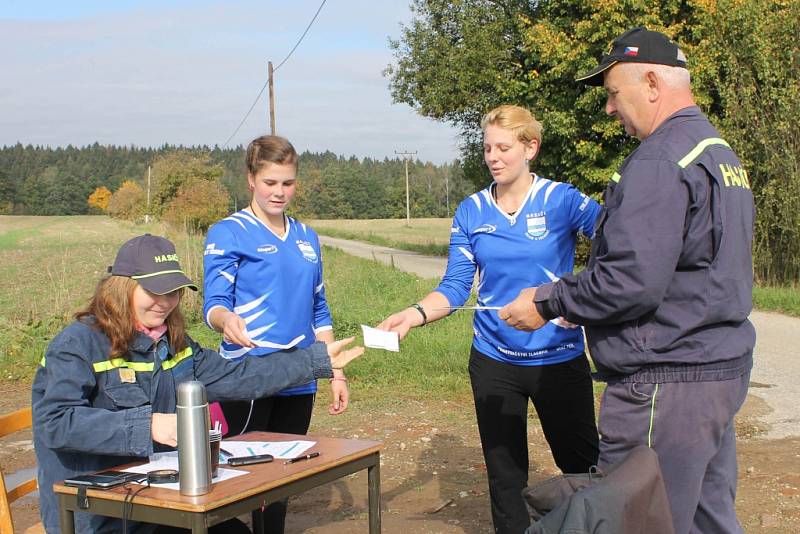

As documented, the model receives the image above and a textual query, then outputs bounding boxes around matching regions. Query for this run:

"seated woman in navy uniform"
[32,234,363,534]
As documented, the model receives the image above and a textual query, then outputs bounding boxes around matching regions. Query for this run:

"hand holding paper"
[375,306,423,341]
[361,325,400,352]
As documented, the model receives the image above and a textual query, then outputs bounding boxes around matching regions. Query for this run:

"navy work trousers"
[469,347,599,534]
[598,371,750,534]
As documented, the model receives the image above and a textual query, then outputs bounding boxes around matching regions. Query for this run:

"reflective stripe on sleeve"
[93,359,154,373]
[161,347,194,370]
[44,347,193,374]
[677,138,731,168]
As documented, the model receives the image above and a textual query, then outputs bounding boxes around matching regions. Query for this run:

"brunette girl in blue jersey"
[378,105,601,534]
[203,135,345,534]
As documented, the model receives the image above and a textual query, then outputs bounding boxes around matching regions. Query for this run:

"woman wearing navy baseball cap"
[32,234,363,534]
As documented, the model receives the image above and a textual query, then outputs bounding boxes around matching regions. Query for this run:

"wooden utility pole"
[145,165,151,223]
[445,168,450,217]
[268,61,276,135]
[395,150,417,226]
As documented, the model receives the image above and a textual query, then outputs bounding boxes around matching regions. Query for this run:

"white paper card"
[220,440,316,460]
[361,324,400,352]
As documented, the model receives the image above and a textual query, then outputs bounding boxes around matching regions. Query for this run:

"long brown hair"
[75,276,188,357]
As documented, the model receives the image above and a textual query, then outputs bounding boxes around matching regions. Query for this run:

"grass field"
[0,216,474,394]
[309,217,451,256]
[0,216,208,380]
[1,215,798,385]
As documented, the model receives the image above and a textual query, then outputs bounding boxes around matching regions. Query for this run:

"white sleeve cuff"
[205,305,231,329]
[313,324,333,335]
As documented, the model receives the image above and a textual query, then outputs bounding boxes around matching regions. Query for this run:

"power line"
[274,0,327,72]
[222,83,269,148]
[222,0,328,147]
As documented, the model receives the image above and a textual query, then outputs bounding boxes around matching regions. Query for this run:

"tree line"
[0,143,473,229]
[386,0,799,285]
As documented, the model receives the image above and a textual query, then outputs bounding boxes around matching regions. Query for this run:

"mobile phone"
[226,454,274,466]
[63,470,144,488]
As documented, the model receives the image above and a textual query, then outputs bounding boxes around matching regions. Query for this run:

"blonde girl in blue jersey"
[203,135,346,534]
[378,105,601,534]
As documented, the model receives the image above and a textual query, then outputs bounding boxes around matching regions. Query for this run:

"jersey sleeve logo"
[525,212,549,240]
[473,224,496,234]
[257,244,278,254]
[296,240,318,263]
[204,243,224,256]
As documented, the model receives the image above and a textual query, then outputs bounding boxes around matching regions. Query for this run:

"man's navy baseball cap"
[109,234,198,295]
[576,26,687,86]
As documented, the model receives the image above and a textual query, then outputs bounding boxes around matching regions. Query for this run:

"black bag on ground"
[522,445,674,534]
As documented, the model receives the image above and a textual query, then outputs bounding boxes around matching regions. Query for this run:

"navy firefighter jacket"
[32,317,333,534]
[536,106,756,380]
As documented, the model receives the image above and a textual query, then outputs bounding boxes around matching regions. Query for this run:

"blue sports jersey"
[203,210,332,395]
[435,174,601,366]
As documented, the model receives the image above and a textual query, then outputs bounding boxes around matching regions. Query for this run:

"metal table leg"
[58,494,76,534]
[368,454,381,533]
[190,511,209,534]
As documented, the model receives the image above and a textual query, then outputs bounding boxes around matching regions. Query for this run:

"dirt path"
[3,384,798,533]
[318,236,448,281]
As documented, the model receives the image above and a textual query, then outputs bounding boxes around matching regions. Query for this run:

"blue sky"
[0,1,461,163]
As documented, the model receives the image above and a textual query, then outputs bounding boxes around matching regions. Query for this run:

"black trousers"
[469,347,599,534]
[220,394,315,534]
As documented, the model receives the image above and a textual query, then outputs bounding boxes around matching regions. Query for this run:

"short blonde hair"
[481,105,543,146]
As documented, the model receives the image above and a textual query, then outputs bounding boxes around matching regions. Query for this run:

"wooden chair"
[0,406,44,534]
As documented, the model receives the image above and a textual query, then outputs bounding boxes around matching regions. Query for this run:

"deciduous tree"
[387,0,800,283]
[150,151,224,215]
[163,178,230,232]
[87,186,112,213]
[107,180,145,221]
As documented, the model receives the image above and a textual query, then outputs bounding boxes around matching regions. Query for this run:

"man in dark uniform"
[499,27,755,534]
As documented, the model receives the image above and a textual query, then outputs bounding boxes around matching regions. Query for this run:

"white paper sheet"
[360,324,400,352]
[220,440,316,460]
[121,452,247,491]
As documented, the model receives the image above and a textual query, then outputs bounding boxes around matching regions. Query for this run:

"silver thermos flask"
[176,381,212,496]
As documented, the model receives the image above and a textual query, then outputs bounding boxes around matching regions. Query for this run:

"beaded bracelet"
[329,377,348,383]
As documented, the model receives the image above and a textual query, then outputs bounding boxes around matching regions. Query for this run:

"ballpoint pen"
[284,452,320,465]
